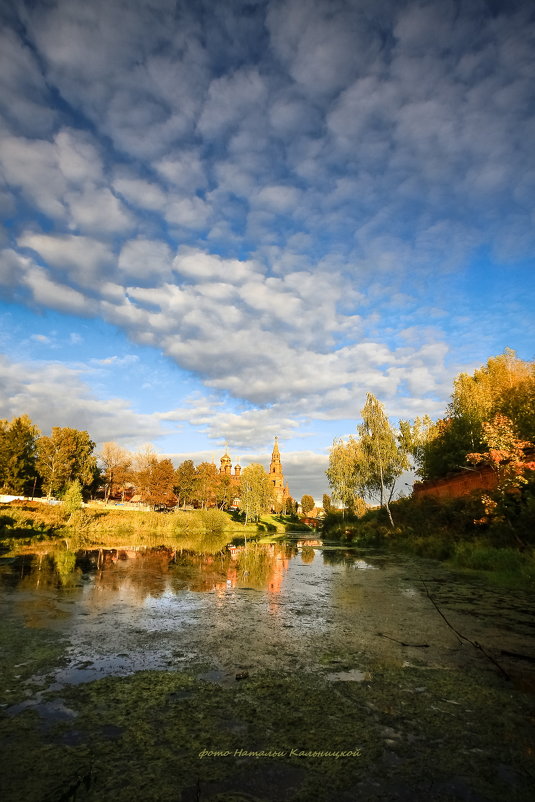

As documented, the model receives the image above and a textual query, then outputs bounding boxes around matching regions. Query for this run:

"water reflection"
[0,544,303,603]
[1,543,534,687]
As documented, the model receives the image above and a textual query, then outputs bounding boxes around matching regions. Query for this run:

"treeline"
[0,421,296,520]
[326,349,535,542]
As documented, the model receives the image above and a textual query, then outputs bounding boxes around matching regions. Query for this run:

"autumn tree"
[0,415,40,494]
[174,459,197,508]
[135,450,176,508]
[239,463,274,524]
[467,414,535,540]
[36,427,97,498]
[99,442,131,502]
[284,495,297,515]
[195,462,219,508]
[416,350,535,480]
[322,493,333,513]
[301,494,315,516]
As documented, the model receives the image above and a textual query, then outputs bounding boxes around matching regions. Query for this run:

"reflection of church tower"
[269,437,290,511]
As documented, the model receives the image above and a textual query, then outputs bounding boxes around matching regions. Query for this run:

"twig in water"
[376,632,430,648]
[420,578,511,681]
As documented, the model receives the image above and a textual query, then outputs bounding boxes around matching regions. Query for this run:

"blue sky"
[0,0,534,500]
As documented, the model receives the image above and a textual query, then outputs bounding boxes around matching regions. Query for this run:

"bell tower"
[269,436,289,510]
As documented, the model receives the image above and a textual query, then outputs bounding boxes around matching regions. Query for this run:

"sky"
[0,0,534,501]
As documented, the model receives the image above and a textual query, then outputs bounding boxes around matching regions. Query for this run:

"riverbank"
[321,494,535,590]
[0,501,310,554]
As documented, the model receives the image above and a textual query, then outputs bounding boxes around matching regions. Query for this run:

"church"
[218,436,290,512]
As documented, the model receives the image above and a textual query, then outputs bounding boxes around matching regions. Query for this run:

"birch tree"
[240,463,273,524]
[358,393,407,527]
[99,442,131,502]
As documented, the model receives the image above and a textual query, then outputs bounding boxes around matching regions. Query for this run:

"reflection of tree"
[300,546,315,563]
[2,543,295,610]
[322,549,359,566]
[170,552,232,592]
[234,544,291,593]
[53,549,80,586]
[88,549,171,603]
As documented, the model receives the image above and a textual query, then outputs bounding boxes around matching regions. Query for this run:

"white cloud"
[18,233,113,286]
[66,186,133,235]
[0,354,165,446]
[23,266,95,316]
[197,67,267,139]
[0,135,67,220]
[118,238,173,281]
[112,175,167,212]
[0,0,532,485]
[165,196,211,230]
[0,27,56,136]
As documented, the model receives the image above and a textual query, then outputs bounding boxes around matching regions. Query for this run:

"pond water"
[1,539,534,801]
[1,540,533,688]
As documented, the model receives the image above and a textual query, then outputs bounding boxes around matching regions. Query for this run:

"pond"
[1,539,534,801]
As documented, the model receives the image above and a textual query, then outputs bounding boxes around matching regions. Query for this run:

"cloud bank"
[0,0,533,462]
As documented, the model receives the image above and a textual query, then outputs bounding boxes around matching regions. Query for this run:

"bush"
[199,508,228,538]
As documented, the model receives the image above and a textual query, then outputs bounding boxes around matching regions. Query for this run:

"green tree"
[99,442,131,502]
[174,459,198,508]
[358,393,408,526]
[0,415,40,495]
[322,493,333,513]
[36,427,96,498]
[63,479,83,516]
[239,463,274,524]
[301,494,315,515]
[326,436,365,514]
[215,472,236,509]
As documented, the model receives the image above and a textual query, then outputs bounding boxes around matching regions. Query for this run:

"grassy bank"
[0,502,305,554]
[321,492,535,589]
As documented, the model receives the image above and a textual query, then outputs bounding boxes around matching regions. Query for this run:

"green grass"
[0,503,304,554]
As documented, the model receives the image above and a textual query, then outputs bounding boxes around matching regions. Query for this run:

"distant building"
[218,437,291,512]
[219,447,241,482]
[268,437,290,511]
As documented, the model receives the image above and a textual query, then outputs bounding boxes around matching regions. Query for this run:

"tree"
[358,393,408,526]
[326,436,366,514]
[99,442,131,502]
[174,459,197,508]
[467,414,535,540]
[135,454,176,507]
[284,495,297,515]
[63,479,83,517]
[195,462,219,508]
[322,493,333,513]
[0,415,40,495]
[239,463,274,524]
[215,472,236,509]
[36,427,96,498]
[301,494,315,516]
[417,350,535,481]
